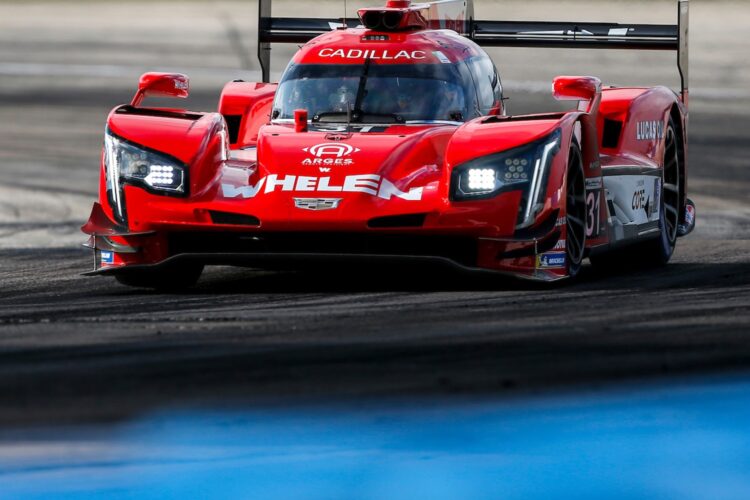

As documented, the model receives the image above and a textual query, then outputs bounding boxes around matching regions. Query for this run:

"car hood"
[257,123,453,183]
[224,123,457,224]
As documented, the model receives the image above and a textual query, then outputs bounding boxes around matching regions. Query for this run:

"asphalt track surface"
[0,1,749,427]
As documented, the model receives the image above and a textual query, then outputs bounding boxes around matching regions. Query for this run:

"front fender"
[443,111,595,234]
[101,106,229,227]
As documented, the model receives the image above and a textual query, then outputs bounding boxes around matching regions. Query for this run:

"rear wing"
[257,0,689,103]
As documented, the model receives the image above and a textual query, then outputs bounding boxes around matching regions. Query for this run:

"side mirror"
[131,72,189,107]
[552,76,601,114]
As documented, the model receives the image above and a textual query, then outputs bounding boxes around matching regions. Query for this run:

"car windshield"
[272,62,480,124]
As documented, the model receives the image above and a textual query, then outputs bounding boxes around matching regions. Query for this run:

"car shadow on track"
[128,260,750,295]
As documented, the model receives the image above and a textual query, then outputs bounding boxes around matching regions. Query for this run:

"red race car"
[82,0,695,289]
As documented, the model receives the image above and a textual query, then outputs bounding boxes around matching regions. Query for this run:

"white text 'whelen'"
[221,174,423,201]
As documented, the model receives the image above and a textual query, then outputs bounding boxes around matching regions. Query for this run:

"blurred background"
[1,1,749,498]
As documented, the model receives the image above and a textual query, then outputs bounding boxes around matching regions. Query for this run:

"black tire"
[565,141,587,279]
[591,118,681,270]
[635,118,681,265]
[115,262,204,291]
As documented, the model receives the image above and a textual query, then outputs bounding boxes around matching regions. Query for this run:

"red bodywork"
[82,0,689,283]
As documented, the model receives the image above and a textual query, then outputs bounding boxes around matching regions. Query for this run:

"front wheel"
[565,142,587,278]
[115,262,204,291]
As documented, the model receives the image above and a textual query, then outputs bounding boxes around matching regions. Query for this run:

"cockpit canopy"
[272,55,502,124]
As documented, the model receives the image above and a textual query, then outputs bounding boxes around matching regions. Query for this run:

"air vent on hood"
[224,115,242,144]
[602,119,623,149]
[368,213,427,228]
[482,113,566,124]
[115,105,203,121]
[209,211,261,226]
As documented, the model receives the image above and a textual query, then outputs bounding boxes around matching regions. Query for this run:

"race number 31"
[586,190,601,237]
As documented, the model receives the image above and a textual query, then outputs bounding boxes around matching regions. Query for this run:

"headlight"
[105,132,187,194]
[450,129,561,228]
[104,130,188,222]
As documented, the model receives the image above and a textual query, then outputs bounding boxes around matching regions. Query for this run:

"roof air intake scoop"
[357,0,433,32]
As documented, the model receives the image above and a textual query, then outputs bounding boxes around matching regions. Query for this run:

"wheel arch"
[669,103,687,221]
[573,110,606,249]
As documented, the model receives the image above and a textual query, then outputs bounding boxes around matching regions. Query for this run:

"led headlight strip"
[104,130,188,222]
[520,133,561,228]
[450,129,561,229]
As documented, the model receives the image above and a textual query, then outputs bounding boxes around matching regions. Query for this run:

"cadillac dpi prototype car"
[82,0,695,288]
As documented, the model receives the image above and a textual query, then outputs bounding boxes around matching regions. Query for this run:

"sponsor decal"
[302,142,360,167]
[636,120,664,141]
[555,216,566,227]
[304,143,359,158]
[685,203,695,226]
[100,250,114,265]
[608,27,630,36]
[632,188,648,211]
[537,252,566,269]
[553,239,566,250]
[318,48,427,60]
[521,29,593,36]
[174,80,188,91]
[302,158,351,167]
[294,198,342,211]
[222,174,423,201]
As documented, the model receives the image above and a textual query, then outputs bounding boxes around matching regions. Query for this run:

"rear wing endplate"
[258,0,689,103]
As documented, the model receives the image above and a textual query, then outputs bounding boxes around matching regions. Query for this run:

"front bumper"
[82,202,570,282]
